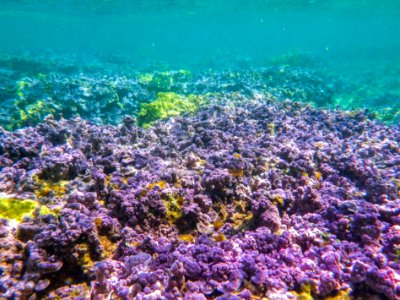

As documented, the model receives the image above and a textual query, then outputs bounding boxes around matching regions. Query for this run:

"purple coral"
[0,97,399,299]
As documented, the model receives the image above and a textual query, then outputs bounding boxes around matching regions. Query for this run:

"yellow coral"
[76,243,94,275]
[233,153,242,159]
[314,141,326,149]
[267,123,276,136]
[315,171,323,180]
[93,217,103,228]
[138,73,154,84]
[212,233,226,242]
[148,181,168,190]
[213,219,225,230]
[232,212,253,230]
[324,289,351,300]
[34,176,68,199]
[230,199,253,230]
[129,241,142,247]
[228,169,244,177]
[163,194,184,223]
[98,235,118,259]
[271,195,284,206]
[178,234,195,243]
[174,182,183,188]
[291,283,316,300]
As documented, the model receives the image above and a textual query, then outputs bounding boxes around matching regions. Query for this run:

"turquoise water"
[1,0,400,67]
[0,0,400,125]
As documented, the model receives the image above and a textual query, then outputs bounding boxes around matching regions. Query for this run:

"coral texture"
[0,96,399,299]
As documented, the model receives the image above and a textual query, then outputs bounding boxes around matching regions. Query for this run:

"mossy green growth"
[38,205,57,217]
[138,70,191,92]
[16,79,31,98]
[162,194,184,224]
[1,78,58,130]
[147,72,173,91]
[137,92,205,128]
[374,105,400,123]
[292,283,316,300]
[10,99,56,130]
[138,73,155,85]
[0,197,38,222]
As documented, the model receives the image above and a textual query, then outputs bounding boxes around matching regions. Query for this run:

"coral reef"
[0,94,399,299]
[1,52,399,131]
[0,53,345,131]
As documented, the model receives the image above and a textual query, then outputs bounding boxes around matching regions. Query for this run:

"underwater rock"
[0,96,399,299]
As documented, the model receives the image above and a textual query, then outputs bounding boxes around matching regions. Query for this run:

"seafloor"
[0,53,400,299]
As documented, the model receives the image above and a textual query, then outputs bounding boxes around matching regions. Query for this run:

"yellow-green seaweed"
[34,176,68,199]
[162,194,184,223]
[137,92,205,128]
[38,205,57,217]
[138,70,191,92]
[0,197,38,222]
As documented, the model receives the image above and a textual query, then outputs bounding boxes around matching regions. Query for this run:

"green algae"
[0,192,58,223]
[34,176,68,199]
[138,73,154,85]
[4,79,57,131]
[137,92,205,128]
[38,205,58,217]
[374,105,400,123]
[0,197,38,222]
[138,70,192,92]
[162,194,184,224]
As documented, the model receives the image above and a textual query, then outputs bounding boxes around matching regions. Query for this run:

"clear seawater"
[1,0,399,64]
[0,0,400,122]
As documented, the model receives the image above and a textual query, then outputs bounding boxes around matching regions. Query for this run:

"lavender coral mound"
[0,96,400,299]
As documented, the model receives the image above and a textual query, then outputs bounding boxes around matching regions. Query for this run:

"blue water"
[0,0,400,126]
[1,0,399,66]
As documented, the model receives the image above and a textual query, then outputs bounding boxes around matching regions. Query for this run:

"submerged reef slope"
[2,52,400,132]
[0,96,400,299]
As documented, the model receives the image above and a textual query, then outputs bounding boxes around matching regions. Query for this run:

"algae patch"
[0,197,37,222]
[137,92,206,128]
